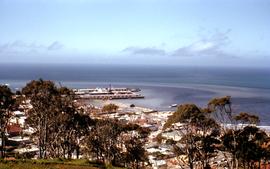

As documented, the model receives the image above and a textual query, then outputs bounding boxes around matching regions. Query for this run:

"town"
[1,80,270,169]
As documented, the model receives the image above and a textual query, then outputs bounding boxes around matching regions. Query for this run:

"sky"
[0,0,270,67]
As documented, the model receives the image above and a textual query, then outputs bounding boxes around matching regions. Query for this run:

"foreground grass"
[0,159,124,169]
[0,163,97,169]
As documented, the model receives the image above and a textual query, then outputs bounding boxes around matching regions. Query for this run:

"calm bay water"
[1,63,270,124]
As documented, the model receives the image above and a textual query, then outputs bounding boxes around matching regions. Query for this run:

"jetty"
[73,87,144,100]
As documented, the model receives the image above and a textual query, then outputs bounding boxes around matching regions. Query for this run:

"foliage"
[234,112,260,124]
[208,96,232,124]
[163,104,202,129]
[6,80,270,169]
[18,79,148,167]
[84,119,149,168]
[162,96,270,169]
[22,79,94,159]
[208,96,231,108]
[0,85,15,158]
[102,104,119,113]
[163,103,220,169]
[222,126,269,168]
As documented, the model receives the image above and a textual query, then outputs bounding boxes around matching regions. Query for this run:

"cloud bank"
[122,47,166,56]
[0,41,64,55]
[123,29,236,59]
[47,41,64,50]
[172,29,232,57]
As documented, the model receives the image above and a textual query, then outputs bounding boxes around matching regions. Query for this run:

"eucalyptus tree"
[124,137,148,169]
[0,85,15,158]
[222,125,269,169]
[23,80,94,159]
[84,119,149,168]
[208,96,269,169]
[122,123,150,169]
[163,104,220,169]
[207,96,239,168]
[102,103,119,113]
[87,119,124,164]
[234,112,260,125]
[208,96,233,125]
[46,99,93,159]
[222,112,268,169]
[22,79,60,158]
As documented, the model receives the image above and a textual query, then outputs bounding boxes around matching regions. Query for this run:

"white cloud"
[172,29,232,57]
[0,40,64,55]
[123,46,166,56]
[122,29,235,59]
[191,41,215,51]
[47,41,64,50]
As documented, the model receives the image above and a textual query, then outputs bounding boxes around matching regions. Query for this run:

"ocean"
[1,63,270,125]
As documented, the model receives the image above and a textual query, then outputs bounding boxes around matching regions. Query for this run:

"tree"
[124,137,148,169]
[207,96,239,168]
[84,118,149,168]
[84,119,123,164]
[222,125,269,169]
[22,79,59,158]
[102,104,119,113]
[234,112,260,125]
[47,103,93,159]
[22,79,94,159]
[0,85,15,158]
[123,123,150,168]
[161,97,269,169]
[208,96,232,124]
[163,104,220,169]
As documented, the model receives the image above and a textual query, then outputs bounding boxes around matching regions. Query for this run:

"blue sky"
[0,0,269,67]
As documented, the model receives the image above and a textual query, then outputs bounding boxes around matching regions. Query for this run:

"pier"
[73,87,144,100]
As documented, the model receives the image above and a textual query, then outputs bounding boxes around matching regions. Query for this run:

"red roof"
[7,124,22,135]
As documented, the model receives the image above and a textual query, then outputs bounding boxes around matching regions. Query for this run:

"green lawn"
[0,159,124,169]
[0,163,97,169]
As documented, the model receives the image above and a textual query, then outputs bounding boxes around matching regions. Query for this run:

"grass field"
[0,159,124,169]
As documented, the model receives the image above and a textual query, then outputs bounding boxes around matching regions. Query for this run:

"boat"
[169,104,178,108]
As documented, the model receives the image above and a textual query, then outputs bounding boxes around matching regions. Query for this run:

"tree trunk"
[63,146,66,159]
[76,146,80,159]
[236,158,239,169]
[1,131,5,158]
[44,116,48,158]
[38,122,42,158]
[188,156,194,169]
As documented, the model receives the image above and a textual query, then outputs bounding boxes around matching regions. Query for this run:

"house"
[7,124,22,137]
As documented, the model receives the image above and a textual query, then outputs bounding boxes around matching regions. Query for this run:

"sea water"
[1,63,270,125]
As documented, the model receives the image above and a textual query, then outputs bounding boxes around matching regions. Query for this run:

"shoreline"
[89,99,156,114]
[3,80,270,125]
[87,99,270,134]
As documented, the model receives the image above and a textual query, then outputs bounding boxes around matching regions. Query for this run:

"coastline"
[106,84,269,125]
[87,98,270,134]
[91,99,155,113]
[2,80,270,125]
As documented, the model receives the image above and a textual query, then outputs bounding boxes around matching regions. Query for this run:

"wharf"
[74,87,144,100]
[77,93,144,100]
